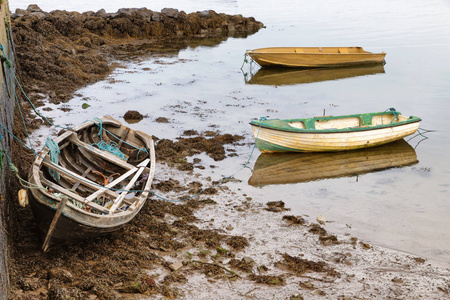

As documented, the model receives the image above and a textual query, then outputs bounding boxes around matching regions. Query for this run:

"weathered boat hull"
[246,47,386,68]
[28,116,156,247]
[248,139,418,186]
[29,195,129,244]
[250,111,421,153]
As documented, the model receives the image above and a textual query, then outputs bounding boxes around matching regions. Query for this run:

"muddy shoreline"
[7,5,450,300]
[9,5,263,131]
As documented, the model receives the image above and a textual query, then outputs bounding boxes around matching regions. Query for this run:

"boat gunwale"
[246,47,386,56]
[248,52,386,56]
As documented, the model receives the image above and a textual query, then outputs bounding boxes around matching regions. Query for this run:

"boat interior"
[253,47,368,54]
[286,113,406,130]
[39,122,152,215]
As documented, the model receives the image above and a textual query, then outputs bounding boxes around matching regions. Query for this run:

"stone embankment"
[10,5,263,106]
[0,1,16,298]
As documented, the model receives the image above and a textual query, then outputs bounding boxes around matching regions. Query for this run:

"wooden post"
[42,197,67,252]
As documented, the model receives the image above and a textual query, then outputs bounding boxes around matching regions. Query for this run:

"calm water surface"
[11,0,450,266]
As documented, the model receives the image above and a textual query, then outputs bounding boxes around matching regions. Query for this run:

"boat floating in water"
[246,47,386,68]
[250,109,421,153]
[28,116,156,251]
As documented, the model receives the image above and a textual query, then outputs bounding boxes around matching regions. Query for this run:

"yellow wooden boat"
[246,47,386,68]
[245,64,385,85]
[250,109,421,153]
[248,139,418,186]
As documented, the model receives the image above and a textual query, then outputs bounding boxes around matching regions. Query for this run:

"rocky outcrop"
[11,6,262,38]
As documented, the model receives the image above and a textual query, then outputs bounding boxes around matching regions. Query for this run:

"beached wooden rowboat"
[248,139,418,186]
[246,47,386,68]
[250,109,421,153]
[28,116,155,250]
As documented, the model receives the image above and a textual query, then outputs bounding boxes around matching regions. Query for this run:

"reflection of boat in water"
[248,139,418,186]
[245,64,385,86]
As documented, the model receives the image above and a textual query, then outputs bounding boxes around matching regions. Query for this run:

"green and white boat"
[250,109,421,153]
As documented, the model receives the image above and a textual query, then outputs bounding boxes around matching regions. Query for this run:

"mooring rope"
[407,127,436,149]
[240,51,251,70]
[0,129,46,190]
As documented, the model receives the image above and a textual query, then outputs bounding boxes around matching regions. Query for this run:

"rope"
[92,140,126,160]
[240,51,250,70]
[0,44,13,97]
[0,129,46,190]
[389,108,399,123]
[240,51,258,83]
[89,118,128,160]
[406,127,436,149]
[380,107,398,124]
[90,117,149,160]
[0,132,4,171]
[45,137,61,181]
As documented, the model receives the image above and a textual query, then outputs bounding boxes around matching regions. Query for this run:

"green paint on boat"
[255,139,303,153]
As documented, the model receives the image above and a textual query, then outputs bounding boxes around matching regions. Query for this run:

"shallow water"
[11,0,450,266]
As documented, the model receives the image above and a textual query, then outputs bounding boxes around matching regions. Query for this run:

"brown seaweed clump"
[228,257,255,273]
[265,200,290,212]
[124,110,144,121]
[278,253,340,278]
[308,224,340,245]
[155,132,244,169]
[283,215,307,225]
[248,274,286,285]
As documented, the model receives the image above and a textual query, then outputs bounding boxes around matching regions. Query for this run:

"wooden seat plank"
[71,166,92,191]
[108,159,149,213]
[42,159,121,201]
[68,133,133,170]
[41,176,109,213]
[85,158,151,203]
